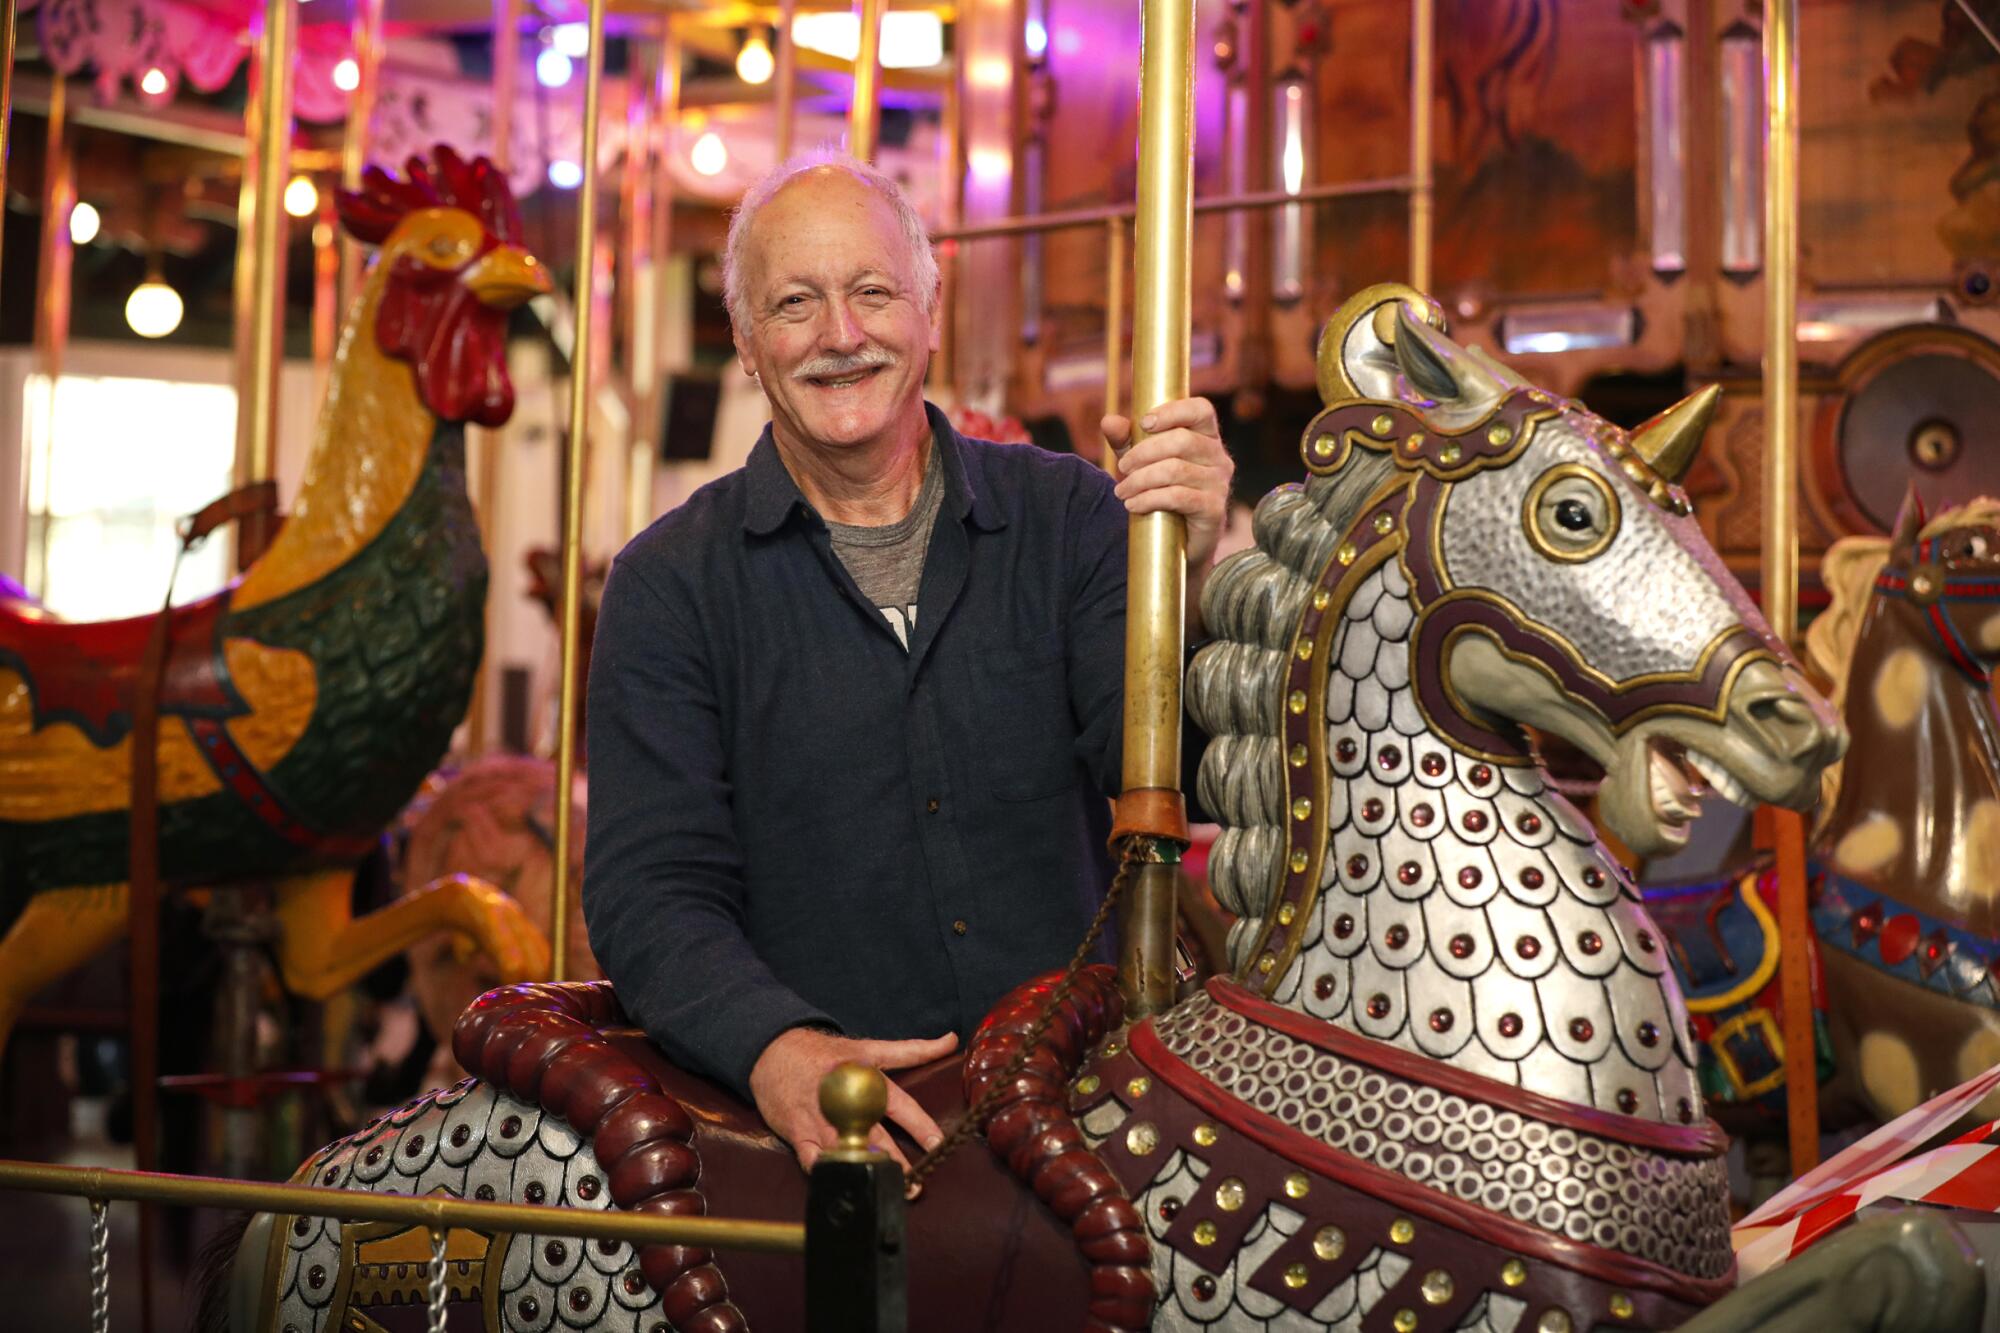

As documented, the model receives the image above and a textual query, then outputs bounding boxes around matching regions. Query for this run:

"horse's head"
[1307,284,1844,857]
[1868,490,2000,685]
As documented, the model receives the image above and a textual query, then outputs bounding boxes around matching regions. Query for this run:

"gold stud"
[1193,1123,1218,1147]
[1422,1269,1455,1305]
[1313,434,1335,459]
[1284,1172,1309,1199]
[1289,850,1309,873]
[1193,1221,1218,1246]
[1337,542,1358,565]
[1215,1177,1246,1212]
[1257,953,1277,974]
[1283,1263,1309,1290]
[1296,639,1314,660]
[1389,1218,1415,1245]
[1373,512,1395,534]
[1292,797,1313,820]
[1405,431,1426,453]
[1126,1076,1151,1099]
[1621,457,1649,484]
[1439,442,1462,466]
[1278,902,1297,925]
[1609,1293,1635,1320]
[1488,422,1515,446]
[1125,1122,1158,1155]
[1312,589,1331,611]
[1074,1074,1100,1096]
[1313,1226,1345,1261]
[1536,1311,1573,1333]
[1501,1259,1527,1288]
[1102,1039,1122,1057]
[1289,743,1309,767]
[1393,1311,1418,1333]
[1372,413,1396,436]
[1289,689,1308,714]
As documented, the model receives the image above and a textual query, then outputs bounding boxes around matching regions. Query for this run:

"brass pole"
[340,0,386,310]
[1408,0,1434,291]
[775,0,800,161]
[30,75,71,597]
[850,0,884,162]
[0,1158,805,1254]
[929,71,960,399]
[629,33,681,539]
[1762,0,1817,1179]
[0,0,17,277]
[1100,216,1125,470]
[550,0,609,982]
[311,189,339,408]
[1115,0,1196,1020]
[237,0,295,494]
[623,48,656,541]
[467,0,518,758]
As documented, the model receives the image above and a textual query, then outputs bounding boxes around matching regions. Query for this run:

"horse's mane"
[1802,496,2000,819]
[1188,448,1399,970]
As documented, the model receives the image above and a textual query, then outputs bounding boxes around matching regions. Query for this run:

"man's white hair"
[721,149,940,338]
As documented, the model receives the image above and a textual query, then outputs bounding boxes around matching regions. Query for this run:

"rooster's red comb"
[336,144,524,249]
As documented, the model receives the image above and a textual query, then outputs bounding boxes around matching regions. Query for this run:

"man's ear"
[928,282,943,353]
[733,324,759,381]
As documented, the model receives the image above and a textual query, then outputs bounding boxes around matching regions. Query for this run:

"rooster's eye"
[429,236,458,259]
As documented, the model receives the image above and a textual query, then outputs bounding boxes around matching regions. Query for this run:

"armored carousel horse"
[0,148,552,1059]
[215,285,2000,1333]
[1648,491,2000,1130]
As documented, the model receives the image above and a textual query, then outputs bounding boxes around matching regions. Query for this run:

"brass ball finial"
[819,1062,888,1160]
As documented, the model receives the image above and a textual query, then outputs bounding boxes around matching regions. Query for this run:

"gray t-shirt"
[825,451,943,649]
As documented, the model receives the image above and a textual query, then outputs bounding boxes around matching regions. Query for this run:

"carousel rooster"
[0,147,552,1058]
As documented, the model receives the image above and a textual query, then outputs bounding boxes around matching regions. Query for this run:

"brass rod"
[1115,0,1196,1021]
[31,74,71,595]
[930,176,1414,242]
[1762,0,1817,1179]
[340,0,386,311]
[623,45,658,541]
[0,0,17,278]
[242,0,295,492]
[775,0,800,160]
[0,1159,805,1253]
[1100,216,1125,469]
[551,0,610,982]
[1407,0,1434,290]
[1952,0,2000,57]
[311,192,339,409]
[928,69,959,398]
[850,0,885,161]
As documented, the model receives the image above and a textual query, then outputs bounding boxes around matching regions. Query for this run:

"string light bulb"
[536,47,574,88]
[68,202,101,246]
[126,266,184,339]
[139,67,169,96]
[736,29,775,85]
[332,58,360,92]
[691,132,729,177]
[284,175,320,218]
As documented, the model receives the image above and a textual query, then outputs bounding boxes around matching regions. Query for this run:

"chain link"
[427,1226,449,1333]
[88,1199,110,1333]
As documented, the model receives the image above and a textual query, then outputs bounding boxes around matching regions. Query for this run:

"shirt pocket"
[973,627,1079,801]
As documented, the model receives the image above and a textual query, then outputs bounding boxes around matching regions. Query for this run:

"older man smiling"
[582,152,1234,1171]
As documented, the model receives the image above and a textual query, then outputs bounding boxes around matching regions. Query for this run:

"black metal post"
[805,1064,907,1333]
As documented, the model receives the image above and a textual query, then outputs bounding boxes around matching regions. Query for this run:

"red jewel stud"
[1637,1021,1659,1047]
[1336,739,1359,763]
[1677,1098,1694,1124]
[1421,753,1447,777]
[1463,811,1489,833]
[1520,814,1542,835]
[1637,929,1657,953]
[1458,866,1483,889]
[1471,765,1493,786]
[1516,936,1541,959]
[1449,933,1475,959]
[1498,1013,1524,1038]
[1430,1008,1454,1033]
[1582,866,1606,889]
[1398,861,1423,885]
[1366,994,1392,1019]
[1410,804,1434,827]
[1520,867,1544,890]
[1346,855,1370,879]
[1616,1089,1638,1114]
[1378,745,1403,771]
[1334,915,1356,939]
[1385,924,1409,950]
[1579,930,1603,955]
[1314,974,1337,999]
[1569,1018,1594,1042]
[1362,799,1385,822]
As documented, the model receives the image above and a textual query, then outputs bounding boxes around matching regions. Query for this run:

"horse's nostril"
[1747,695,1811,726]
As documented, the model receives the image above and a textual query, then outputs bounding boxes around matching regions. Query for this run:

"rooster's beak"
[464,245,553,309]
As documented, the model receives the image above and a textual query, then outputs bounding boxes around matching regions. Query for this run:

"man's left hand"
[1104,397,1235,574]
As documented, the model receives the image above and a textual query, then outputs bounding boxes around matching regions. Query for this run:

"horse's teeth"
[1688,751,1750,808]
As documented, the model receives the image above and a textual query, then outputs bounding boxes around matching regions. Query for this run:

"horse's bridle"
[1873,536,2000,685]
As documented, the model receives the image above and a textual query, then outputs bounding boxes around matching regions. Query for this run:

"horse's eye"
[1555,499,1593,532]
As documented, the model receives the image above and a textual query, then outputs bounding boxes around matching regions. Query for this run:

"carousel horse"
[1652,493,2000,1128]
[0,147,552,1060]
[215,285,1921,1333]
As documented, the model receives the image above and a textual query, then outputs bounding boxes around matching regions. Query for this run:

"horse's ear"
[1314,283,1445,405]
[1889,485,1926,555]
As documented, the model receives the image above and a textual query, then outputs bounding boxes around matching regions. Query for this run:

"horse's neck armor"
[1268,563,1705,1129]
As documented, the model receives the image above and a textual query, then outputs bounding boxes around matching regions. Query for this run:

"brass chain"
[88,1199,110,1333]
[426,1227,449,1333]
[902,858,1134,1201]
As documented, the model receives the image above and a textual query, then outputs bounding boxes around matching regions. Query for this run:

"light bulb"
[691,132,728,178]
[536,48,573,88]
[1025,18,1047,58]
[736,31,774,85]
[139,67,169,96]
[284,175,320,218]
[552,23,589,57]
[547,159,584,190]
[332,58,360,92]
[126,280,184,338]
[68,202,101,246]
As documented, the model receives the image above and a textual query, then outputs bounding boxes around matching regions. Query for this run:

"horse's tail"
[186,1211,273,1333]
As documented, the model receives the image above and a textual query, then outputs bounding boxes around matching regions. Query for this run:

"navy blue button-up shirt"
[582,404,1133,1095]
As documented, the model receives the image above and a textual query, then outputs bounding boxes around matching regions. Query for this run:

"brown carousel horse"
[215,287,1991,1333]
[1640,494,2000,1131]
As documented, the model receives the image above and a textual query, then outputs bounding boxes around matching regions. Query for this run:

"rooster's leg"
[271,869,551,1001]
[0,884,130,1061]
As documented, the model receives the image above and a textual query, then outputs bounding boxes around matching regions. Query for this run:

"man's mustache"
[791,347,898,381]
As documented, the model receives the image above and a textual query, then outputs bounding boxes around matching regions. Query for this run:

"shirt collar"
[741,402,1008,536]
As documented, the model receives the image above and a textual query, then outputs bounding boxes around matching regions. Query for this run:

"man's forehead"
[744,176,909,285]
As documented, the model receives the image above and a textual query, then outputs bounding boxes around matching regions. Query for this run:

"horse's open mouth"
[1647,737,1754,831]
